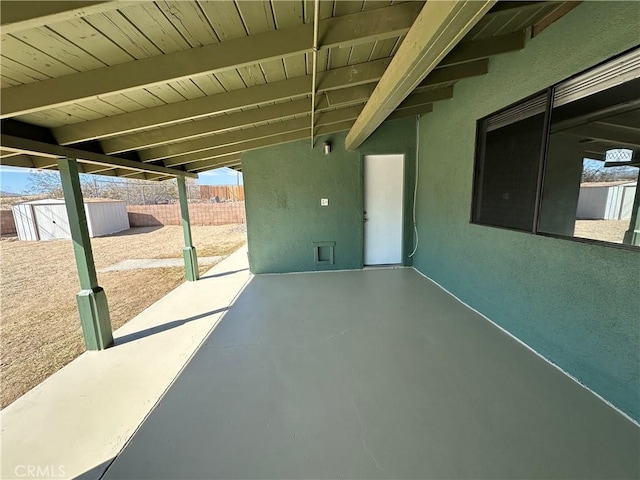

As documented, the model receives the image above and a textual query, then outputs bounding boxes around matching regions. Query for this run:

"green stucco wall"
[243,117,416,274]
[412,2,640,420]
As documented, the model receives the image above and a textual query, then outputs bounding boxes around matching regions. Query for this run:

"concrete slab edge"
[98,273,254,479]
[411,266,640,428]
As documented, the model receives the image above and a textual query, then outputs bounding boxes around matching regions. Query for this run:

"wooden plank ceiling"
[0,0,579,180]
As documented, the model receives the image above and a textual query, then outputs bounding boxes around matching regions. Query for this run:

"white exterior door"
[364,154,404,265]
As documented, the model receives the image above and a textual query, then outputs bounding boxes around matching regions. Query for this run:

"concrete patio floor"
[1,246,252,480]
[99,267,638,478]
[2,248,638,479]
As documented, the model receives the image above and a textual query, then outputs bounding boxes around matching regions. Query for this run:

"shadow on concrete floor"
[200,268,249,280]
[114,307,228,346]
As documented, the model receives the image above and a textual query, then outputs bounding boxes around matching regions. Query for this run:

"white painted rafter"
[345,0,496,150]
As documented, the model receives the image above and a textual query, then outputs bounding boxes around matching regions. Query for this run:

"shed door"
[364,154,404,265]
[35,205,70,240]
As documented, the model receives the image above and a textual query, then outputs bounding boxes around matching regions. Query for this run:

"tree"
[26,170,105,198]
[26,170,63,197]
[25,170,182,205]
[581,159,638,183]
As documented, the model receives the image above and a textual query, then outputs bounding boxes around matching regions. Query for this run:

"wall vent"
[313,241,335,265]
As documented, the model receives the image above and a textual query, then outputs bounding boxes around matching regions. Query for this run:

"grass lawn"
[0,225,246,408]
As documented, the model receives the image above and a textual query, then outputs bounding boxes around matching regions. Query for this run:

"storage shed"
[12,199,129,241]
[576,181,637,220]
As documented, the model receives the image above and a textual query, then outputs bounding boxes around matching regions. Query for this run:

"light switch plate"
[321,198,329,206]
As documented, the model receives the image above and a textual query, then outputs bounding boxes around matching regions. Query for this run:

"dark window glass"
[472,96,546,231]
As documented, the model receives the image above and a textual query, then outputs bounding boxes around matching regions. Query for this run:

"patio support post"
[177,176,199,281]
[57,157,113,350]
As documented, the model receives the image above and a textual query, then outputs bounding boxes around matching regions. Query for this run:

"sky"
[0,165,242,194]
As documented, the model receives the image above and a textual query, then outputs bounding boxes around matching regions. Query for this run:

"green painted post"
[177,176,199,281]
[58,158,113,350]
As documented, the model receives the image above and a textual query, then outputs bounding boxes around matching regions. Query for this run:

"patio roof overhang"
[0,0,579,179]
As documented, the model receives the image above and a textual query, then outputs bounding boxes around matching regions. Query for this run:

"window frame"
[470,49,640,252]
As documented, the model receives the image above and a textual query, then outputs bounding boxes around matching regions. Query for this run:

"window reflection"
[538,79,640,247]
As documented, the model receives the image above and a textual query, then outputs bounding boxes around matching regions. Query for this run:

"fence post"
[177,177,199,281]
[58,158,113,350]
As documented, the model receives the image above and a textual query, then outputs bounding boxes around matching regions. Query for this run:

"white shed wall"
[576,187,607,219]
[12,204,38,241]
[576,184,636,220]
[617,185,636,220]
[86,201,129,237]
[12,200,130,241]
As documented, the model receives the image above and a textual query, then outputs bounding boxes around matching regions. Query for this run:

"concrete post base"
[77,287,113,350]
[183,247,199,281]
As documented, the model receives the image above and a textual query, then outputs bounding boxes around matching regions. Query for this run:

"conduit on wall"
[409,115,420,258]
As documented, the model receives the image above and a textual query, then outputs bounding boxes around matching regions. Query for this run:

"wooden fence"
[0,210,17,234]
[199,185,244,202]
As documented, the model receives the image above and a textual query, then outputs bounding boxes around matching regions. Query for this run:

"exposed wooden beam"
[387,104,433,121]
[55,34,509,147]
[1,145,58,159]
[158,106,364,164]
[175,123,352,171]
[324,85,375,107]
[78,164,154,180]
[0,150,22,159]
[0,155,140,179]
[0,1,123,34]
[324,60,488,107]
[551,98,640,133]
[180,105,430,172]
[187,153,244,171]
[158,88,446,165]
[0,154,56,169]
[53,59,392,145]
[533,2,582,37]
[193,163,243,174]
[560,123,640,150]
[398,89,453,109]
[102,99,315,155]
[103,85,453,155]
[486,1,558,16]
[1,3,421,118]
[0,134,196,178]
[437,31,526,68]
[345,1,496,150]
[419,59,489,87]
[191,157,244,174]
[79,163,129,175]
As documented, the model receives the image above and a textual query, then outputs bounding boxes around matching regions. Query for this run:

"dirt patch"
[0,225,246,408]
[574,219,629,244]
